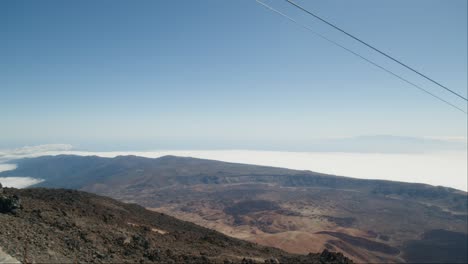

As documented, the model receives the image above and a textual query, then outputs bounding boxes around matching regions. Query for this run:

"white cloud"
[0,164,16,173]
[0,177,43,188]
[0,144,73,162]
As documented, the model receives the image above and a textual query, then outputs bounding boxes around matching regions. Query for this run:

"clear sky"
[1,0,467,151]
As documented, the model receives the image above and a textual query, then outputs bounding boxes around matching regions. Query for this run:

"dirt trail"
[0,247,20,264]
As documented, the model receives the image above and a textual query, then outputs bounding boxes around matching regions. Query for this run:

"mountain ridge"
[3,154,465,194]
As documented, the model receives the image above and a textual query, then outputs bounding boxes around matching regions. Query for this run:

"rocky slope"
[2,155,467,263]
[0,186,352,264]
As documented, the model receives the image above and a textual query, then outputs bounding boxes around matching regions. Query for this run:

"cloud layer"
[0,143,466,191]
[0,144,73,163]
[0,177,43,188]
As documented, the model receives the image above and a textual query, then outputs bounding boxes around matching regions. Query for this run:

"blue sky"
[1,0,467,150]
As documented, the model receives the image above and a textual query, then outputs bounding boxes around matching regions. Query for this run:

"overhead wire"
[255,0,467,114]
[285,0,468,102]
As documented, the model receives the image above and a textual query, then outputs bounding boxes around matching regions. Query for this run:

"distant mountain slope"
[0,187,351,263]
[3,155,298,189]
[2,155,467,263]
[402,229,468,263]
[4,155,466,201]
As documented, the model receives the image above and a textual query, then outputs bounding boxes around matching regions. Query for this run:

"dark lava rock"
[0,184,21,214]
[320,249,351,263]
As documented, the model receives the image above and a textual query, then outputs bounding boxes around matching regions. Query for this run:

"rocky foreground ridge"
[0,185,352,264]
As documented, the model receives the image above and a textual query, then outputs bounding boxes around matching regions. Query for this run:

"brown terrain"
[1,155,467,263]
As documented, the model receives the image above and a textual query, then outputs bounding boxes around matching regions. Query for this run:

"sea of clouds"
[0,141,466,191]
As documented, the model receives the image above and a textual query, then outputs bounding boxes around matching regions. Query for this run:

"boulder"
[0,189,21,214]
